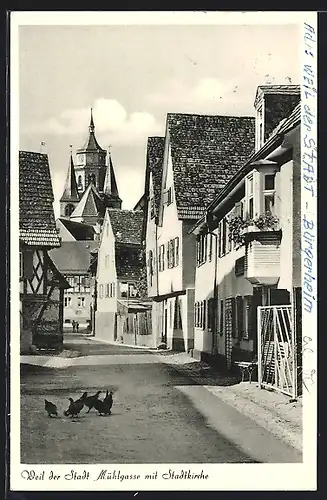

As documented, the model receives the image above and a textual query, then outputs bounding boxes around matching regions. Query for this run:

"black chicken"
[103,390,113,413]
[44,399,58,418]
[93,391,113,416]
[76,392,88,402]
[64,397,84,418]
[84,391,101,413]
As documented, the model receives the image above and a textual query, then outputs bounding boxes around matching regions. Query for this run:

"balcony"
[244,229,282,285]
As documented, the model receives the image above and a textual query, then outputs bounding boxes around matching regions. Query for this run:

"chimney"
[254,85,300,151]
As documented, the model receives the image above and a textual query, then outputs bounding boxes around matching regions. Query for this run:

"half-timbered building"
[19,151,69,352]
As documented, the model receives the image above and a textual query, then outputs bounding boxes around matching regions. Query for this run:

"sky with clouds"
[19,22,301,217]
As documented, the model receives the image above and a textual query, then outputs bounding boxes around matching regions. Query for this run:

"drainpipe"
[208,231,218,356]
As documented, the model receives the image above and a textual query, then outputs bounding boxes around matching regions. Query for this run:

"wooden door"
[225,298,233,370]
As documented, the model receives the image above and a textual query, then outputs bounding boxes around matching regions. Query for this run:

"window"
[218,219,228,257]
[196,233,207,266]
[263,173,276,215]
[77,175,83,188]
[99,284,103,299]
[105,284,110,297]
[235,256,245,277]
[19,251,23,279]
[111,283,115,298]
[77,297,85,307]
[150,198,155,219]
[194,301,206,329]
[64,296,71,308]
[208,234,213,262]
[106,223,109,237]
[120,282,128,297]
[219,299,224,333]
[148,250,154,286]
[174,237,179,266]
[167,187,173,206]
[236,296,244,340]
[158,244,165,272]
[243,295,253,340]
[247,175,254,219]
[65,204,75,216]
[67,277,74,288]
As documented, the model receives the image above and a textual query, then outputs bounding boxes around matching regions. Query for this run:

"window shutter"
[231,298,236,338]
[162,245,165,271]
[236,296,244,340]
[158,248,162,271]
[175,237,179,266]
[203,300,207,329]
[208,234,213,262]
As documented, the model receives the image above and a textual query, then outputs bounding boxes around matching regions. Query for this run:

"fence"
[257,305,297,399]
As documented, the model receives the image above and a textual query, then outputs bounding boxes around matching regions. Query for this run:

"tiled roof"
[193,102,301,233]
[146,137,165,218]
[57,218,95,240]
[166,113,255,220]
[60,154,80,203]
[49,241,98,273]
[108,209,143,245]
[19,151,61,247]
[115,244,143,280]
[70,183,105,219]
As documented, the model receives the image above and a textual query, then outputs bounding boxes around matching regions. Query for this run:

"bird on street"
[44,399,58,418]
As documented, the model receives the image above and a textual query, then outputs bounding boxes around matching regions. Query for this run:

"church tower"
[60,151,80,217]
[74,108,107,194]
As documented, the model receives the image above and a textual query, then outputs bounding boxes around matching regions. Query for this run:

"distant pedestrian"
[76,321,79,333]
[72,320,76,332]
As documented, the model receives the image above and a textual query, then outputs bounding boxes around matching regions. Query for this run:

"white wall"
[96,213,117,315]
[277,159,293,292]
[157,150,183,295]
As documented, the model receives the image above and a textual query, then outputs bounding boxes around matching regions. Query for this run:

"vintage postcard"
[9,11,317,492]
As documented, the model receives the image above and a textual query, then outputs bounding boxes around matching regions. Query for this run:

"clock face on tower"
[77,154,85,165]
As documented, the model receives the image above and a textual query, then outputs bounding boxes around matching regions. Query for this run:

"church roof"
[108,209,143,245]
[19,151,61,248]
[60,154,80,203]
[57,218,96,240]
[165,113,255,220]
[103,154,121,201]
[77,108,106,153]
[70,183,105,220]
[49,241,98,274]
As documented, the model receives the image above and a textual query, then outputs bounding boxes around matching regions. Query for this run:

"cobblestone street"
[20,334,302,464]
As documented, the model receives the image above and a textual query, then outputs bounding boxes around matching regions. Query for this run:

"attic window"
[166,187,173,206]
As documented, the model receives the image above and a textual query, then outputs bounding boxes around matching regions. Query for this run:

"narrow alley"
[20,334,302,464]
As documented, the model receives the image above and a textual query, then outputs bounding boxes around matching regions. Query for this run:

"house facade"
[19,151,69,353]
[94,208,149,345]
[146,113,255,351]
[49,241,98,331]
[191,85,301,396]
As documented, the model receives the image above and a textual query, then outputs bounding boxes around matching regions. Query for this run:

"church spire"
[60,151,80,203]
[103,149,122,209]
[89,108,95,133]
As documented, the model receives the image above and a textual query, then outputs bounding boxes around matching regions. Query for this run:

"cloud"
[28,98,160,147]
[146,72,300,116]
